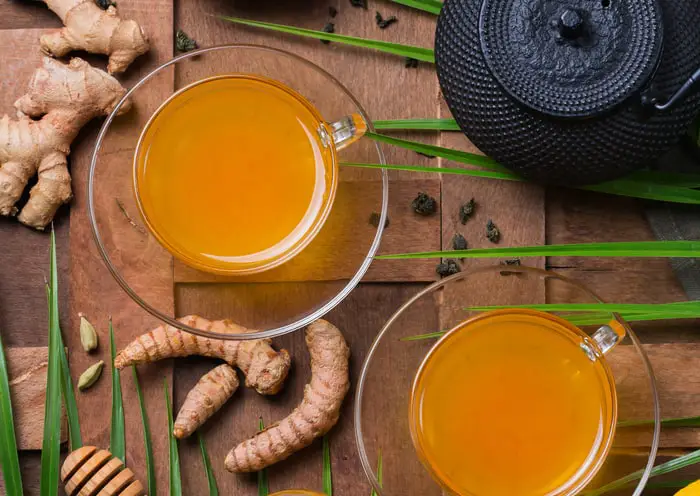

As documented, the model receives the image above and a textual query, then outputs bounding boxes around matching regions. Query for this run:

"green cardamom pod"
[79,314,98,353]
[78,360,104,391]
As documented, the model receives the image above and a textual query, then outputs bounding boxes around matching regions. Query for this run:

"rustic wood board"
[5,347,67,450]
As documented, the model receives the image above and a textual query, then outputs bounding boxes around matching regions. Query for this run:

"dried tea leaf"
[176,29,198,52]
[369,212,390,229]
[79,314,98,353]
[452,233,467,251]
[350,0,367,9]
[78,361,104,391]
[486,219,500,243]
[411,192,437,216]
[459,198,476,224]
[321,23,335,44]
[436,259,460,277]
[499,258,521,276]
[95,0,116,9]
[375,11,398,29]
[329,6,338,17]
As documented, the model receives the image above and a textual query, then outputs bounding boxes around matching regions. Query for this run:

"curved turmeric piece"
[114,315,290,395]
[225,319,350,472]
[174,364,239,439]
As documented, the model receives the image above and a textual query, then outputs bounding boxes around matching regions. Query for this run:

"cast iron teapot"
[435,0,700,185]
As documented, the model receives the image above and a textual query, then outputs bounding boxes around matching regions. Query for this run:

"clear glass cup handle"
[581,319,626,361]
[323,114,368,151]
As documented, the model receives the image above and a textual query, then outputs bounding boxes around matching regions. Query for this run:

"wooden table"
[1,0,699,494]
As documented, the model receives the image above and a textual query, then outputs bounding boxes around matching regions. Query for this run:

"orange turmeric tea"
[134,75,337,275]
[410,309,617,496]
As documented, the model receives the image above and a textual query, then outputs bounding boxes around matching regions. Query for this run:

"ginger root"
[173,363,239,439]
[0,57,129,229]
[40,0,149,74]
[114,315,291,395]
[225,319,350,472]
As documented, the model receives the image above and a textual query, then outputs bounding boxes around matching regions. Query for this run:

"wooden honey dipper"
[61,446,145,496]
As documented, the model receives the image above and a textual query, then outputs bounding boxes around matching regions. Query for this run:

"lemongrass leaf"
[0,330,23,496]
[370,450,383,496]
[626,170,700,189]
[198,432,218,496]
[40,229,62,496]
[366,132,504,171]
[389,0,442,15]
[257,418,268,496]
[132,366,155,495]
[618,415,700,428]
[641,480,693,489]
[400,331,446,341]
[585,448,700,496]
[323,435,332,495]
[219,17,435,63]
[165,381,182,496]
[584,180,700,204]
[109,320,125,463]
[341,162,520,181]
[465,301,700,315]
[372,118,459,131]
[376,241,700,260]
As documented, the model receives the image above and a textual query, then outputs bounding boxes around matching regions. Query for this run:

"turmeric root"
[114,315,291,395]
[173,363,239,439]
[40,0,149,74]
[225,319,350,472]
[0,57,129,229]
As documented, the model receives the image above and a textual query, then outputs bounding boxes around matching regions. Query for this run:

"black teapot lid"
[478,0,664,118]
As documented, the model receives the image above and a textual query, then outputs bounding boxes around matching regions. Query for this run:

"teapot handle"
[651,66,700,111]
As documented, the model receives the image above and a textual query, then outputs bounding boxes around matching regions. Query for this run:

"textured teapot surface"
[436,0,700,185]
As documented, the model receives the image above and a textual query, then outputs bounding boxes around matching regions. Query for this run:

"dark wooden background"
[1,0,699,493]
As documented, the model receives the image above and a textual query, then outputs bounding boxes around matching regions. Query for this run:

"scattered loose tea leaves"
[459,198,476,224]
[436,259,461,277]
[486,219,500,243]
[329,6,338,17]
[411,192,437,216]
[369,212,390,229]
[95,0,116,9]
[116,199,147,235]
[321,23,335,44]
[176,29,198,53]
[79,313,98,353]
[375,11,398,29]
[452,233,467,251]
[405,57,419,68]
[350,0,367,9]
[78,360,104,391]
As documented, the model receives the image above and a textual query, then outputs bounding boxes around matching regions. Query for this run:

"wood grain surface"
[1,0,699,494]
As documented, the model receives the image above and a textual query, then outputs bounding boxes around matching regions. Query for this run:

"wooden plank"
[174,283,436,495]
[173,179,440,283]
[0,1,59,30]
[6,347,66,450]
[65,0,175,493]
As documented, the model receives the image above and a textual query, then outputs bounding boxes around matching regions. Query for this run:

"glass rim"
[353,265,660,496]
[88,44,389,341]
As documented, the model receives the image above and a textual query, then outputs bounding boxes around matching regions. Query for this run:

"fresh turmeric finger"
[225,319,350,472]
[114,315,290,395]
[174,364,239,439]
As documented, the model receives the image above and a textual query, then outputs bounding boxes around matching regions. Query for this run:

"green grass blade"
[585,180,700,204]
[109,320,125,463]
[372,118,459,131]
[165,381,182,496]
[219,17,435,63]
[388,0,442,15]
[626,170,700,189]
[257,418,268,496]
[0,330,23,496]
[465,301,700,316]
[44,284,82,452]
[376,241,700,260]
[341,162,520,181]
[370,450,383,496]
[198,432,218,496]
[618,415,700,428]
[40,229,62,496]
[585,448,700,496]
[366,132,504,171]
[132,366,155,495]
[323,435,332,496]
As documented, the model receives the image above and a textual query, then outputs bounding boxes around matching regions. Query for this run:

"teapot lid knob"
[558,9,584,40]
